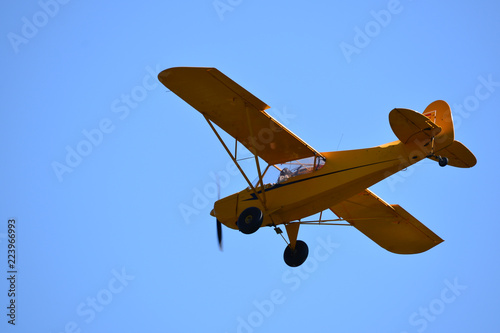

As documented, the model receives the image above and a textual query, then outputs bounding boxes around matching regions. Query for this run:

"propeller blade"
[215,174,223,250]
[217,219,223,251]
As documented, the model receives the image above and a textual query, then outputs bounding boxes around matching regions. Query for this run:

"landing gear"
[438,156,448,167]
[283,240,309,267]
[427,136,448,167]
[428,153,449,167]
[281,223,308,267]
[237,207,263,234]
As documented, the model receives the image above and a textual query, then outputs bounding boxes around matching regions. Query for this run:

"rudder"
[423,101,476,167]
[422,100,454,152]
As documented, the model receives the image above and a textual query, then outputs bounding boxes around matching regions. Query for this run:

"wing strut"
[244,105,268,209]
[203,115,268,210]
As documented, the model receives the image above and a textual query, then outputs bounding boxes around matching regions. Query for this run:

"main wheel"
[237,207,263,234]
[283,240,309,267]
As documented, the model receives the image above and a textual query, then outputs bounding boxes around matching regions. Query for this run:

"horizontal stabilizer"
[389,108,442,145]
[330,189,443,254]
[428,140,477,168]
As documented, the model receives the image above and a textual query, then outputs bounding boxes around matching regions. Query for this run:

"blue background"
[2,0,499,332]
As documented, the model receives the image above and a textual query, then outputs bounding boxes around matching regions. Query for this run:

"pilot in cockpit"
[278,167,292,183]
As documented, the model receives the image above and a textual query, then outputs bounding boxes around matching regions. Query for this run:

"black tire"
[237,207,263,234]
[438,156,449,167]
[283,240,309,267]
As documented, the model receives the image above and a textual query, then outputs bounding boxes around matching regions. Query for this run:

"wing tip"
[158,66,217,82]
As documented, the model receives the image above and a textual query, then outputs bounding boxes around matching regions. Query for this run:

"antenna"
[336,133,344,151]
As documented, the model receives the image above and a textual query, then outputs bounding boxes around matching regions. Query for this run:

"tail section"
[422,100,454,152]
[427,140,476,168]
[389,100,476,168]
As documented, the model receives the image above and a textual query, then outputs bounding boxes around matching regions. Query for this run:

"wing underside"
[330,189,443,254]
[158,67,322,165]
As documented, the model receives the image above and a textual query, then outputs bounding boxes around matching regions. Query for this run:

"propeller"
[217,219,223,250]
[215,174,223,251]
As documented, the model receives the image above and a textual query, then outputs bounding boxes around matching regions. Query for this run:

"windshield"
[251,156,325,187]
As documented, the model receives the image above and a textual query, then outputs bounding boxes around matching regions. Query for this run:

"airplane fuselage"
[213,139,430,229]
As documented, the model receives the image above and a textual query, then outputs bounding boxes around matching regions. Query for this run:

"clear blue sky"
[1,0,499,332]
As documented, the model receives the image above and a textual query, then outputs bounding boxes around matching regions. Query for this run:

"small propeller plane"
[158,67,477,267]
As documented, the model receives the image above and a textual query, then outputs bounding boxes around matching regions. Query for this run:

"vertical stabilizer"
[422,100,454,151]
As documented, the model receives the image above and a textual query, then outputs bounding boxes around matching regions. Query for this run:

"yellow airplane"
[158,67,477,267]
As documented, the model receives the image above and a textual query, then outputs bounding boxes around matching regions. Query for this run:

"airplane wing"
[158,67,323,165]
[330,189,443,254]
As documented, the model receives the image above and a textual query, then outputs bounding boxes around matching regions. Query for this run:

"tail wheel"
[283,240,309,267]
[237,207,263,234]
[438,156,449,167]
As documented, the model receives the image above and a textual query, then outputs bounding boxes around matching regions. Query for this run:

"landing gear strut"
[282,223,309,267]
[427,136,448,167]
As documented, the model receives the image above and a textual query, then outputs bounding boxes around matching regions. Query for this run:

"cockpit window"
[250,156,325,188]
[276,156,325,184]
